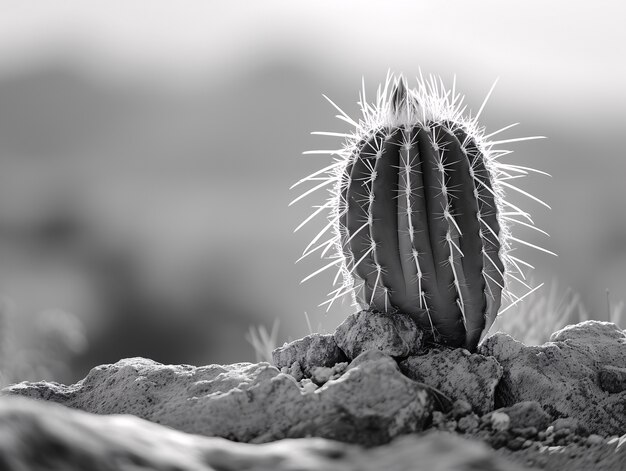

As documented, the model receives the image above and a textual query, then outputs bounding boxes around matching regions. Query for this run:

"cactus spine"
[292,73,552,351]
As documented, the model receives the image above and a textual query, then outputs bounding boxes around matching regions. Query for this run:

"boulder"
[0,396,530,471]
[479,321,626,436]
[399,348,502,415]
[333,310,423,360]
[272,333,346,377]
[3,353,432,446]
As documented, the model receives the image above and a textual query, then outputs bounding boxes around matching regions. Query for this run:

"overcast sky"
[0,1,623,114]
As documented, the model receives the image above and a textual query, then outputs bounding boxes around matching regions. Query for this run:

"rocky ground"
[1,312,625,470]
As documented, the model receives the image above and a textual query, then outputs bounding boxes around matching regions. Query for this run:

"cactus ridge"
[292,72,553,350]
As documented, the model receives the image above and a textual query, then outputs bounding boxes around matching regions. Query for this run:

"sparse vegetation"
[246,318,280,363]
[0,296,87,387]
[489,281,624,345]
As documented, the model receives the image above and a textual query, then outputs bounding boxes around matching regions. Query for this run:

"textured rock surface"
[599,365,626,393]
[3,320,625,470]
[3,353,432,446]
[272,333,346,377]
[428,394,626,470]
[333,310,423,359]
[480,321,626,436]
[399,347,502,415]
[0,396,532,471]
[492,402,551,431]
[497,435,626,471]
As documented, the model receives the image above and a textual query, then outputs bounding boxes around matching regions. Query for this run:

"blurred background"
[0,0,624,384]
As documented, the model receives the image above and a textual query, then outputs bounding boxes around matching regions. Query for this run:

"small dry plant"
[245,318,280,363]
[489,281,623,345]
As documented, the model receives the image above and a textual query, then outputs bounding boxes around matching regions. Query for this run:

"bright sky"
[0,1,623,114]
[0,2,622,68]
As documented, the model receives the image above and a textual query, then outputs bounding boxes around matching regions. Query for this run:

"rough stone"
[496,432,626,471]
[450,399,473,419]
[0,397,531,471]
[496,401,551,431]
[586,434,604,446]
[333,310,423,360]
[283,360,304,381]
[479,321,626,436]
[309,362,347,386]
[272,333,346,376]
[551,417,581,434]
[3,354,432,447]
[399,348,502,415]
[506,436,527,451]
[510,427,538,440]
[599,365,626,393]
[490,411,511,432]
[456,414,479,434]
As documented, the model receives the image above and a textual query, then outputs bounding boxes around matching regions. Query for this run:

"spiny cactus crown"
[291,72,552,350]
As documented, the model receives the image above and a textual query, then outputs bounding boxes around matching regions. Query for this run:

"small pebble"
[507,436,526,451]
[552,417,578,433]
[511,426,537,439]
[431,411,446,429]
[456,414,479,434]
[490,432,509,449]
[299,379,318,393]
[331,362,348,377]
[555,436,572,446]
[288,361,304,382]
[451,400,473,419]
[586,434,603,446]
[480,412,492,425]
[491,411,510,432]
[554,428,571,440]
[444,420,458,433]
[310,366,333,385]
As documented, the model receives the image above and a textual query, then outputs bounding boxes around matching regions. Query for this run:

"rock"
[0,396,533,471]
[551,417,580,434]
[309,362,347,385]
[300,378,318,393]
[549,321,625,344]
[450,399,473,419]
[431,411,446,429]
[399,348,502,415]
[333,310,423,360]
[489,431,510,448]
[599,365,626,393]
[282,360,304,381]
[507,436,527,451]
[309,350,432,445]
[272,333,346,376]
[586,434,604,446]
[479,321,626,436]
[496,432,626,471]
[496,402,551,431]
[510,427,538,440]
[3,354,432,447]
[456,414,479,434]
[490,411,511,432]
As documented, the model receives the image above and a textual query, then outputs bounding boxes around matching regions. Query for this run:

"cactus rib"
[292,72,552,351]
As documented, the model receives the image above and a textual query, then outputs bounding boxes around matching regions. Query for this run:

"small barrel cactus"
[291,73,552,351]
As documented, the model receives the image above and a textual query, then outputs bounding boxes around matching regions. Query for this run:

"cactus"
[291,73,553,351]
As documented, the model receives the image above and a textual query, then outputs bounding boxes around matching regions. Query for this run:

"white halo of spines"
[291,71,553,317]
